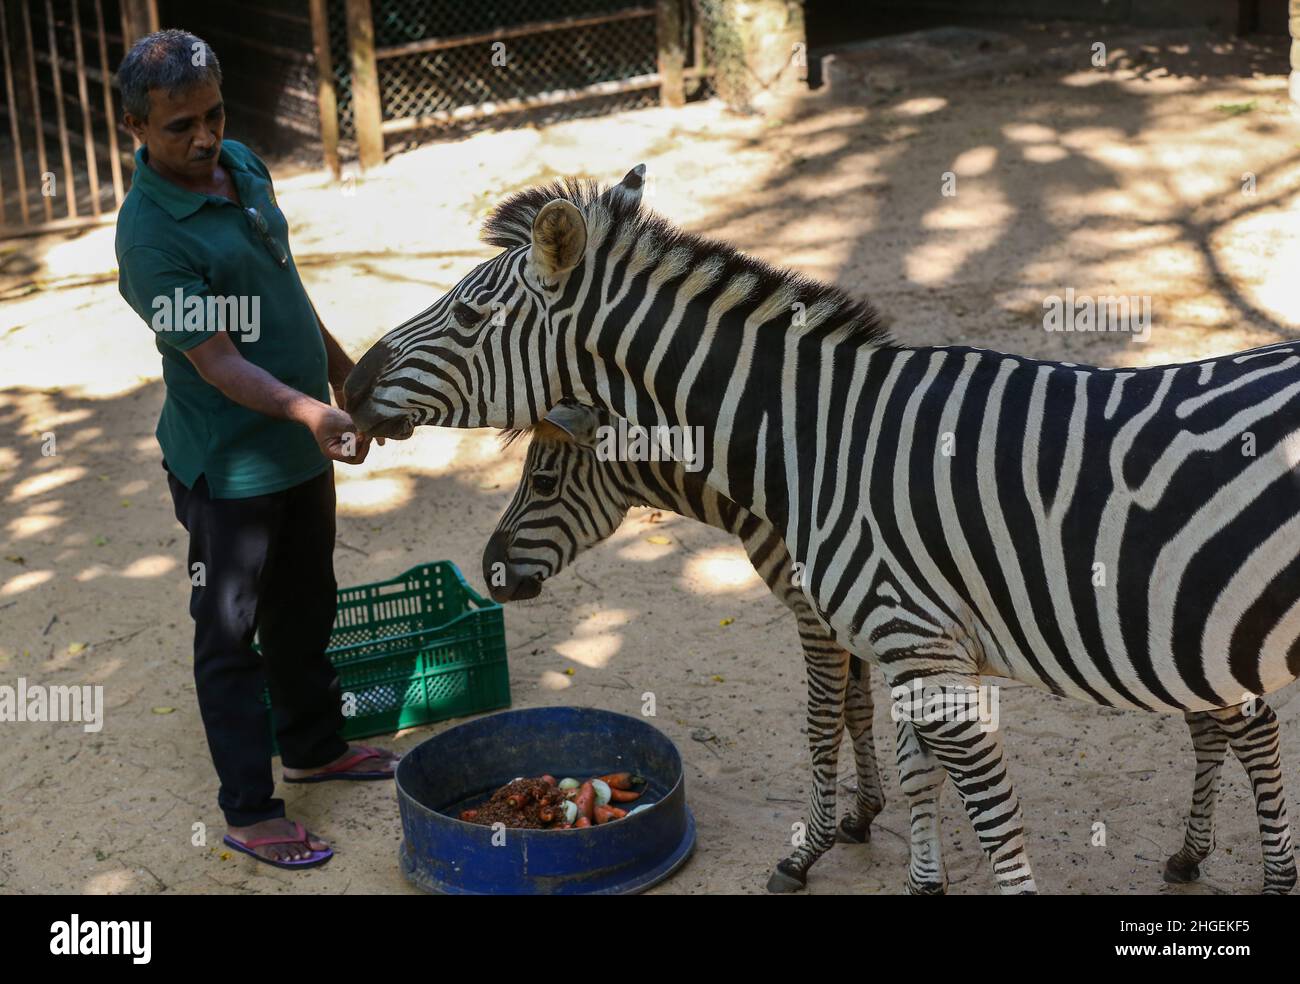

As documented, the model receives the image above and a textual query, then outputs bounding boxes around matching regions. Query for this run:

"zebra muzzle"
[343,340,394,427]
[483,532,544,602]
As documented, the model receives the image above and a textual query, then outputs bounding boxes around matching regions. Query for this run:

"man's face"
[125,78,224,181]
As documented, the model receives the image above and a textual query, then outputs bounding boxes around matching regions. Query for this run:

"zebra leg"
[895,717,949,894]
[837,654,886,844]
[767,629,851,893]
[902,678,1037,894]
[1164,710,1229,885]
[1168,702,1297,894]
[1223,701,1297,894]
[835,659,950,892]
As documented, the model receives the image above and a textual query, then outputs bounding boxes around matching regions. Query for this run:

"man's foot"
[282,743,400,783]
[225,818,331,865]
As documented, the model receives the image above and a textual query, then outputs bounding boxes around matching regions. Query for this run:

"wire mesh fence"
[1,0,755,221]
[326,0,731,156]
[157,0,322,159]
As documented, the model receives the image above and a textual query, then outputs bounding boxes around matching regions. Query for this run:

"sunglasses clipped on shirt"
[242,206,289,268]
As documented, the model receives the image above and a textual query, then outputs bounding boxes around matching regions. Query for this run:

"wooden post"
[690,0,706,97]
[118,0,158,179]
[1290,0,1299,105]
[0,0,29,225]
[119,0,158,43]
[20,0,52,221]
[346,0,383,171]
[44,0,78,218]
[308,0,341,179]
[93,0,124,205]
[71,0,102,216]
[657,0,685,107]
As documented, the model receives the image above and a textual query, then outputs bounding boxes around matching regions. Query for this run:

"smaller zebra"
[485,402,952,894]
[487,402,1295,894]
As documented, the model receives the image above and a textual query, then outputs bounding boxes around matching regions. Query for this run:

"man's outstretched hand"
[305,403,373,465]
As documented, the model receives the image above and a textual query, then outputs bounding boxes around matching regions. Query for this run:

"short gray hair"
[117,30,221,120]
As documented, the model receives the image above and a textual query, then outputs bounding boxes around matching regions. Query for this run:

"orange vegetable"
[610,788,642,803]
[538,774,558,786]
[598,773,644,791]
[574,816,591,828]
[574,781,595,821]
[594,804,628,824]
[459,809,478,821]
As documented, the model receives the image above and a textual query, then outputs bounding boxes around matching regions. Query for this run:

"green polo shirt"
[116,139,329,498]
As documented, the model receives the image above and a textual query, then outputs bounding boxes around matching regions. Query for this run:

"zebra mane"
[497,426,532,449]
[497,420,568,450]
[481,176,895,349]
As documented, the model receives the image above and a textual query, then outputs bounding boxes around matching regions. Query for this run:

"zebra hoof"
[906,878,947,896]
[836,817,871,844]
[1163,854,1201,884]
[1261,869,1297,895]
[766,859,807,894]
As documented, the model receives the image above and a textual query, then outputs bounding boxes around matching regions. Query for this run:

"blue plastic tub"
[396,706,695,894]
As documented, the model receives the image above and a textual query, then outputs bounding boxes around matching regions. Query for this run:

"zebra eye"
[532,474,558,496]
[453,302,481,328]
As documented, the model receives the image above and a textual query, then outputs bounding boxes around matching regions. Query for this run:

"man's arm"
[310,301,354,407]
[183,330,370,464]
[311,300,386,446]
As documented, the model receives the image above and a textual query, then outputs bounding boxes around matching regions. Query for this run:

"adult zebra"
[487,401,1293,894]
[346,167,1298,893]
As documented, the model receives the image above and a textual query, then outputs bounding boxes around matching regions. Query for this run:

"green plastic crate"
[258,561,510,756]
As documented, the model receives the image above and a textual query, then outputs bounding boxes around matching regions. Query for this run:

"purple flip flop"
[283,745,398,783]
[223,820,333,869]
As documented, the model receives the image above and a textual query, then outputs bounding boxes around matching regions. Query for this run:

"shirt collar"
[131,143,250,221]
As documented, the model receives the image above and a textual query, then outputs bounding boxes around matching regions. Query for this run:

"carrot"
[610,787,642,803]
[538,774,558,786]
[573,781,595,821]
[459,809,479,821]
[598,773,644,791]
[538,806,556,823]
[574,816,591,828]
[507,792,530,809]
[594,804,628,824]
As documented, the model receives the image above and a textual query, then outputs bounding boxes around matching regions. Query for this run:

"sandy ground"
[2,22,1299,895]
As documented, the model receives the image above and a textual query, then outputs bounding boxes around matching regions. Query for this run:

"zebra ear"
[543,402,601,446]
[605,164,647,209]
[529,199,587,282]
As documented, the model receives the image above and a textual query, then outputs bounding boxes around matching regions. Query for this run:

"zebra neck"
[615,457,747,530]
[569,218,889,539]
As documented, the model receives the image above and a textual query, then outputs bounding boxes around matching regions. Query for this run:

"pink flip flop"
[283,745,398,783]
[223,821,333,869]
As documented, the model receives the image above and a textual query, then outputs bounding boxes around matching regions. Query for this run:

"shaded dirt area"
[2,22,1299,894]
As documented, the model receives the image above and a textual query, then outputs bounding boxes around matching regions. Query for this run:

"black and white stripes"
[346,166,1299,893]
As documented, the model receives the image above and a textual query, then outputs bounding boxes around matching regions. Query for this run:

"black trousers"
[165,463,348,826]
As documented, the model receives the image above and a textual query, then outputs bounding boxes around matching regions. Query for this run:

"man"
[115,30,398,869]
